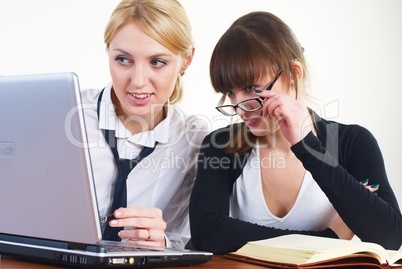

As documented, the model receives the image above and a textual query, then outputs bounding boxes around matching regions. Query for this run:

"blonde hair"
[104,0,193,104]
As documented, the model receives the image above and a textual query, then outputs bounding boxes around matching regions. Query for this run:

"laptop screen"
[0,72,102,244]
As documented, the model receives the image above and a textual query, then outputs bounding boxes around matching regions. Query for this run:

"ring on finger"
[146,229,151,241]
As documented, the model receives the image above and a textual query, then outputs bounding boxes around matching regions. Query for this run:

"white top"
[230,142,338,231]
[81,83,209,249]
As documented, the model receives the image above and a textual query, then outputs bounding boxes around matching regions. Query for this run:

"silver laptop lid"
[0,72,102,244]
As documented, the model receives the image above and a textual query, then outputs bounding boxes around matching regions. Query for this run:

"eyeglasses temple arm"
[264,69,283,91]
[215,93,227,107]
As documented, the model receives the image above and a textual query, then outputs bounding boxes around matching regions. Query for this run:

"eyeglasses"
[215,97,263,116]
[215,70,283,116]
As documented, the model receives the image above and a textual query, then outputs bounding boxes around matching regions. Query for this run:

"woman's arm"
[292,121,402,250]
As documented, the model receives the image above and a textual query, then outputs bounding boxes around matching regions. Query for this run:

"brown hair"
[210,11,309,154]
[104,0,193,104]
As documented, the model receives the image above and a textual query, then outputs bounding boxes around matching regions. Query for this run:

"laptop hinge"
[0,233,106,253]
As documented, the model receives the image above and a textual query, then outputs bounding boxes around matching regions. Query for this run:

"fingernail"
[370,184,380,189]
[360,178,369,184]
[255,89,262,93]
[115,211,123,217]
[110,220,118,225]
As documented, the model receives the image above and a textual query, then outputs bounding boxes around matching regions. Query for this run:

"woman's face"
[227,72,285,136]
[108,22,189,125]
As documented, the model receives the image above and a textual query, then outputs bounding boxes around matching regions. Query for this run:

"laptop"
[0,72,212,268]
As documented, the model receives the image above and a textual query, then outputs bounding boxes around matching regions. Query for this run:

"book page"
[243,235,388,265]
[387,250,402,265]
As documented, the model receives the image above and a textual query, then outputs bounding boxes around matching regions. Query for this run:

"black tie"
[97,89,158,241]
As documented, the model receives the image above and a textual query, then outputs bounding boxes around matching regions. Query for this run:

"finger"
[256,91,281,118]
[119,228,165,242]
[263,95,282,119]
[264,94,296,120]
[255,88,278,99]
[110,216,166,231]
[366,184,379,193]
[110,207,164,227]
[273,103,286,121]
[267,97,290,122]
[115,206,163,219]
[359,178,369,186]
[119,228,150,240]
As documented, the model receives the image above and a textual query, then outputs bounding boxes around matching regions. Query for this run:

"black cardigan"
[189,114,402,253]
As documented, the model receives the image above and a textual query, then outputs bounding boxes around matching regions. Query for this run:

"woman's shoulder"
[80,88,103,103]
[167,106,211,145]
[201,123,245,149]
[168,106,209,130]
[316,115,377,145]
[80,82,113,104]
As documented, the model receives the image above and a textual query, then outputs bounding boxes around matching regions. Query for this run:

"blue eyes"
[151,59,167,67]
[114,56,167,68]
[115,56,131,65]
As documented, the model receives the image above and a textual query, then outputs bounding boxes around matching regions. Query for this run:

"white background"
[1,1,401,205]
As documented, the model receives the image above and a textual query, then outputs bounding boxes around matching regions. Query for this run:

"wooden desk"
[0,255,265,269]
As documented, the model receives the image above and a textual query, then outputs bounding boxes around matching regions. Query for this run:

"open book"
[225,234,402,268]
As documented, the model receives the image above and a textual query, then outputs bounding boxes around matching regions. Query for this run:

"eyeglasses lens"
[218,98,262,116]
[239,99,262,111]
[218,106,236,116]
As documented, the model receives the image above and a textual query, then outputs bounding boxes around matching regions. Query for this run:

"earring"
[180,70,185,76]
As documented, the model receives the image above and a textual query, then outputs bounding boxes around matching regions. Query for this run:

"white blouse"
[230,142,338,231]
[80,84,209,249]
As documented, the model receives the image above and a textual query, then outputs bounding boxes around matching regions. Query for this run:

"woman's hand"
[255,90,312,145]
[109,206,167,248]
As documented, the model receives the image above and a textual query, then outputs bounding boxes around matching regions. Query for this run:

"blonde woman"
[82,0,207,249]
